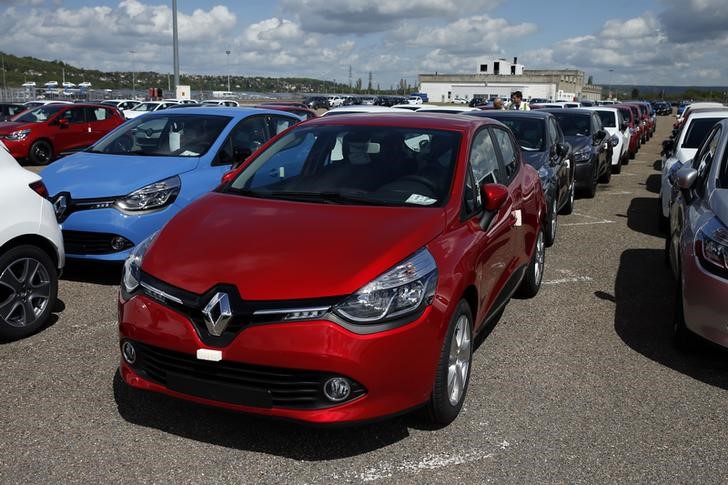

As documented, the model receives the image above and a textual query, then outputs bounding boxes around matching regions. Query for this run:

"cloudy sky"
[0,0,726,87]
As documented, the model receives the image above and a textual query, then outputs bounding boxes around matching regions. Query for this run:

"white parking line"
[561,212,615,226]
[543,276,593,285]
[600,190,632,195]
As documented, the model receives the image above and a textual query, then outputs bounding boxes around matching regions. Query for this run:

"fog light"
[111,236,130,251]
[122,341,136,365]
[323,377,351,402]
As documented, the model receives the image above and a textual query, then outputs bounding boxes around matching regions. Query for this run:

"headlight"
[696,220,728,280]
[6,129,31,141]
[115,176,180,211]
[334,248,438,323]
[573,148,590,162]
[122,231,159,294]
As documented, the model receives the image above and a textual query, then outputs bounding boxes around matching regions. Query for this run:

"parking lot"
[1,116,726,483]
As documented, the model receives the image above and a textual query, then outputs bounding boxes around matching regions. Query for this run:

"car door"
[591,113,607,174]
[547,117,568,207]
[53,106,89,153]
[207,115,272,186]
[462,127,517,327]
[84,106,115,143]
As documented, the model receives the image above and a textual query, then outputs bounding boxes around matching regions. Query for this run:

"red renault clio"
[118,113,546,425]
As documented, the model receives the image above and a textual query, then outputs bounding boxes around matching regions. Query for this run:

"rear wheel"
[0,245,58,340]
[426,300,473,426]
[545,199,557,247]
[599,159,612,183]
[560,181,575,215]
[612,155,622,174]
[516,229,545,298]
[583,162,598,198]
[28,140,53,165]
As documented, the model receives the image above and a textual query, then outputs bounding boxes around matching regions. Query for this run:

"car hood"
[0,121,33,134]
[522,151,549,171]
[41,151,199,199]
[710,189,728,227]
[564,135,591,152]
[143,192,447,300]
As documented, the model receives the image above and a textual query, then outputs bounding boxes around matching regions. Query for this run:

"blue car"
[42,107,301,261]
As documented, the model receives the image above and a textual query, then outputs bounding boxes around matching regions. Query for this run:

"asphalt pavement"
[1,114,726,483]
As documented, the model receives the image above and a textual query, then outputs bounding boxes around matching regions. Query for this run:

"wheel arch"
[0,234,60,272]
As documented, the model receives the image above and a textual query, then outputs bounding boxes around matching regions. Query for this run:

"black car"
[0,103,26,121]
[653,101,672,116]
[543,108,613,198]
[469,96,488,107]
[466,110,574,246]
[303,96,330,110]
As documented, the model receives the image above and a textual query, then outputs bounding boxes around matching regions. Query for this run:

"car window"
[62,107,86,124]
[215,116,275,166]
[694,126,721,198]
[85,107,109,121]
[591,114,602,133]
[595,110,616,128]
[547,118,560,147]
[469,128,503,185]
[462,162,481,217]
[491,128,518,179]
[682,118,723,149]
[270,115,297,135]
[490,118,545,152]
[7,105,23,116]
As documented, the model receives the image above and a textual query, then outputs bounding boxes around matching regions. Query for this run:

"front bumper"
[1,137,31,159]
[682,253,728,348]
[118,293,444,424]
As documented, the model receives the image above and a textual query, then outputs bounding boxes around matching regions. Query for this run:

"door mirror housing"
[556,143,569,158]
[609,134,620,147]
[676,167,698,190]
[220,169,238,185]
[479,183,511,230]
[57,117,69,129]
[592,130,605,145]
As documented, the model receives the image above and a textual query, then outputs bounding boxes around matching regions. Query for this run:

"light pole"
[608,68,615,100]
[225,49,231,92]
[172,0,180,89]
[129,50,136,99]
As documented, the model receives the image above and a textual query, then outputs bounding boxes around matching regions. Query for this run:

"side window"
[269,115,297,135]
[469,128,504,185]
[491,128,518,179]
[85,107,109,121]
[547,118,559,146]
[591,114,602,133]
[214,116,269,166]
[695,126,721,198]
[462,162,481,217]
[247,132,317,188]
[63,108,86,124]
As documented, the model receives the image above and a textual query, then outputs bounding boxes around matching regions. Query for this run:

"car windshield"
[131,103,160,112]
[490,117,545,151]
[594,111,616,127]
[682,118,724,149]
[226,125,460,207]
[13,104,65,123]
[550,113,591,136]
[89,114,231,157]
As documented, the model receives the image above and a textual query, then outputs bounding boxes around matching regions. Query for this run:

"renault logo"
[202,292,232,336]
[53,194,68,220]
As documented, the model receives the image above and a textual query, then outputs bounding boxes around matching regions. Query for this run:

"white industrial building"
[419,58,602,103]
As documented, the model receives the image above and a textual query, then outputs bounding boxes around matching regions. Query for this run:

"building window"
[511,65,516,75]
[480,64,488,72]
[494,62,500,75]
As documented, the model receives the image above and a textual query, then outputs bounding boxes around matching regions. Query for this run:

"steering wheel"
[112,134,133,152]
[397,174,439,194]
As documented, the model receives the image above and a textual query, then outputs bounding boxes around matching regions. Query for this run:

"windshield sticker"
[406,194,437,206]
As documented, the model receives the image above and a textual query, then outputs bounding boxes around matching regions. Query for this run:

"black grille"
[63,230,133,255]
[129,340,366,409]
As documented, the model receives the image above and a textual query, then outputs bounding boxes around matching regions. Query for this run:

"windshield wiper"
[264,190,397,206]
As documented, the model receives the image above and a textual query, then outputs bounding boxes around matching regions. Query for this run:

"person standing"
[508,91,530,111]
[493,97,504,110]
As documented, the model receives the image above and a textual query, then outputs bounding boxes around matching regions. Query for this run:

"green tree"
[631,88,640,98]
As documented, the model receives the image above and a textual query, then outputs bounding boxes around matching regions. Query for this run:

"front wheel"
[0,245,58,340]
[599,158,612,183]
[560,181,575,215]
[545,199,557,247]
[28,140,53,165]
[516,229,545,298]
[425,300,473,426]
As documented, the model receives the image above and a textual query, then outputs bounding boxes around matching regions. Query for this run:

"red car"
[254,104,317,120]
[117,114,547,425]
[0,103,124,164]
[615,104,640,159]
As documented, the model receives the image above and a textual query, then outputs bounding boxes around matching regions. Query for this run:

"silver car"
[667,118,728,349]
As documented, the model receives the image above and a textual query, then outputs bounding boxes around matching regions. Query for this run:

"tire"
[658,193,669,233]
[28,140,53,165]
[0,245,58,340]
[582,162,598,198]
[598,159,612,183]
[516,229,545,298]
[426,299,473,426]
[560,180,575,215]
[612,155,622,174]
[545,199,557,247]
[673,281,698,351]
[628,150,635,160]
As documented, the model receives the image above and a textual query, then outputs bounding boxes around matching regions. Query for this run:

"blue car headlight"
[115,176,181,212]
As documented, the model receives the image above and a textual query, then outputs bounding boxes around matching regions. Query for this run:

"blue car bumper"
[60,203,183,262]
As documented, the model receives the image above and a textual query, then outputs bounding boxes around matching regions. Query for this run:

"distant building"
[419,58,602,103]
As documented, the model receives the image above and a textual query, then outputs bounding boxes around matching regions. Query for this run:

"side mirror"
[58,118,69,128]
[609,134,620,147]
[479,183,511,230]
[556,143,569,158]
[220,169,237,185]
[676,167,698,190]
[662,139,674,153]
[231,147,252,168]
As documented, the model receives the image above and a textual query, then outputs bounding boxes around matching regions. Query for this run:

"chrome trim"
[253,306,331,316]
[140,281,183,304]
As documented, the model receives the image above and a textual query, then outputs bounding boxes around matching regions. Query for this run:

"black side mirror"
[662,139,674,154]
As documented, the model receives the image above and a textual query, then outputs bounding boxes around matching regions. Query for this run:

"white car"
[201,100,239,107]
[23,100,73,110]
[320,106,413,116]
[123,101,179,119]
[327,96,344,108]
[0,147,64,339]
[163,98,199,105]
[452,96,469,104]
[407,96,424,105]
[415,106,480,114]
[582,106,629,173]
[659,110,728,226]
[677,102,724,123]
[100,99,141,111]
[391,103,438,111]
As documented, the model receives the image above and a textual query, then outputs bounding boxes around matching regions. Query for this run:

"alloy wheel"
[0,257,52,327]
[534,231,545,285]
[447,314,472,406]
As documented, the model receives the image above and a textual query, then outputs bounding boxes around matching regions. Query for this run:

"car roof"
[131,106,301,118]
[686,110,728,120]
[581,106,619,113]
[321,106,412,116]
[466,110,553,120]
[540,108,593,116]
[304,112,499,132]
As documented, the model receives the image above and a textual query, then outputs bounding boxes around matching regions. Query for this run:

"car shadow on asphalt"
[112,371,418,458]
[611,248,728,390]
[625,197,663,238]
[61,260,122,286]
[644,174,661,194]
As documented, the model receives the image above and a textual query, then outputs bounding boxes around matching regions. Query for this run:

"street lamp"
[225,49,231,92]
[129,50,136,98]
[172,0,180,89]
[608,68,615,100]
